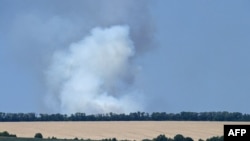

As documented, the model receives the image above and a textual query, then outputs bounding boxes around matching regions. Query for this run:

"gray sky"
[0,0,250,114]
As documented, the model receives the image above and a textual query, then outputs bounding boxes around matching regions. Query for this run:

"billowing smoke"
[1,0,153,114]
[45,25,143,114]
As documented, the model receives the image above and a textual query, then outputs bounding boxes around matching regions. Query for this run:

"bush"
[0,131,10,136]
[206,136,223,141]
[185,137,194,141]
[101,138,117,141]
[174,134,185,141]
[142,139,152,141]
[153,134,172,141]
[0,131,16,137]
[34,132,43,138]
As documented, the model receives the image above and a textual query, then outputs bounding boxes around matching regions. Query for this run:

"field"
[0,121,249,141]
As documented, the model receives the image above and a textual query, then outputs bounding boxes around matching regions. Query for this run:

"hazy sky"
[0,0,250,114]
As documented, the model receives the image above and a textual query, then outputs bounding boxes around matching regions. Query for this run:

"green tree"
[185,137,193,141]
[34,133,43,138]
[174,134,185,141]
[206,136,223,141]
[0,131,9,137]
[153,134,169,141]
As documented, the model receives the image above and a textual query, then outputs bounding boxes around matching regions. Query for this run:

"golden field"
[0,121,249,141]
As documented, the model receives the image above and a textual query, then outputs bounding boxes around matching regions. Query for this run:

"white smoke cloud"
[0,0,153,113]
[45,25,143,114]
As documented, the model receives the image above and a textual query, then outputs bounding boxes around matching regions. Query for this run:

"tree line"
[0,131,224,141]
[0,111,249,121]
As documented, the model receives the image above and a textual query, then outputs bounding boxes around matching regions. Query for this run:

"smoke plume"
[1,0,153,114]
[46,25,143,114]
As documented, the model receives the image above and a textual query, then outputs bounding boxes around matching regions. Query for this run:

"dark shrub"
[34,132,43,138]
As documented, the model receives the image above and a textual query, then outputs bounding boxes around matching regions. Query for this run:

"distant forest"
[0,111,249,122]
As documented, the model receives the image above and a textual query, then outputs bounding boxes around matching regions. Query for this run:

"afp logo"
[224,125,250,141]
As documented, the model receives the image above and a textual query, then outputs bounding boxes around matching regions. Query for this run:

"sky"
[0,0,250,114]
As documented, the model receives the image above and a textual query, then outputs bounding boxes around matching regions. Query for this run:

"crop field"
[0,121,249,141]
